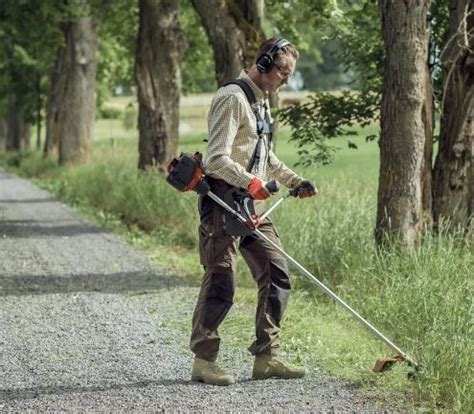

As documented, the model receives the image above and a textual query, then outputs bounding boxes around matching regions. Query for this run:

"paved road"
[0,168,398,412]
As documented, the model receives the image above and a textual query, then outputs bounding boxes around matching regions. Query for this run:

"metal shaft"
[206,190,417,368]
[259,195,289,222]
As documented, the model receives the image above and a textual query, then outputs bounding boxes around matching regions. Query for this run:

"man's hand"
[248,177,271,200]
[295,180,318,198]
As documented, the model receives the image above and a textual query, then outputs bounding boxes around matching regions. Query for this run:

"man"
[190,37,317,386]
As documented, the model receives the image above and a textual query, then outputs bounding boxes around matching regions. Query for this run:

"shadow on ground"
[0,198,56,204]
[0,220,102,238]
[0,270,191,297]
[0,379,194,401]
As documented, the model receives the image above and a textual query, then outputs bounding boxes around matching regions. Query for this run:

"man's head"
[251,37,299,94]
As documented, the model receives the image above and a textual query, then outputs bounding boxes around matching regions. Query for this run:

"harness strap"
[223,79,273,174]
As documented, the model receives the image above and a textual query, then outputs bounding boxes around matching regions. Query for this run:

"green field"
[2,102,472,412]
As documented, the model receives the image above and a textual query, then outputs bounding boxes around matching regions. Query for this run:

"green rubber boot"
[191,357,235,386]
[252,354,306,380]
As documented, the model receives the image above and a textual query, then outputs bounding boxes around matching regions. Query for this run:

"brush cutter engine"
[166,152,210,195]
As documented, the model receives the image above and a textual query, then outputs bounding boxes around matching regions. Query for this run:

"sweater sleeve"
[203,93,254,189]
[267,148,304,188]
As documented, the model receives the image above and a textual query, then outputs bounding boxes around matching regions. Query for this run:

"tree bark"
[376,0,431,246]
[54,3,97,165]
[421,64,434,228]
[466,111,474,239]
[0,115,6,151]
[135,0,187,170]
[35,72,42,151]
[44,45,66,158]
[432,0,474,229]
[191,0,265,86]
[5,96,31,152]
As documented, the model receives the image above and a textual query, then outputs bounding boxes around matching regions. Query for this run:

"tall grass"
[273,181,472,410]
[1,131,471,411]
[56,160,200,248]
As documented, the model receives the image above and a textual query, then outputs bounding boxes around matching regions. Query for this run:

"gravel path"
[0,168,399,412]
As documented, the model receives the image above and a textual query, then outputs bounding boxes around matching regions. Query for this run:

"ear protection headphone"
[256,38,291,73]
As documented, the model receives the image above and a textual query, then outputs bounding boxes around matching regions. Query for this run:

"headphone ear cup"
[256,53,273,73]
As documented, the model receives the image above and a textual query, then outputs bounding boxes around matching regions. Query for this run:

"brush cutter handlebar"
[265,180,280,194]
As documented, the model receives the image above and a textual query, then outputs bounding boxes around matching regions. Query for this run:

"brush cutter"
[166,152,419,374]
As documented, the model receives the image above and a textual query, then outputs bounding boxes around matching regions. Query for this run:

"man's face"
[267,55,296,93]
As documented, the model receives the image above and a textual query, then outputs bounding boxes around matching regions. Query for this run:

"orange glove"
[248,177,270,200]
[245,214,262,229]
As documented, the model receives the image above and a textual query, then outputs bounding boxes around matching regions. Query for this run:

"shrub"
[98,106,123,119]
[122,104,137,130]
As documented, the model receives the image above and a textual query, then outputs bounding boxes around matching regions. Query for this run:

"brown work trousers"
[190,179,291,362]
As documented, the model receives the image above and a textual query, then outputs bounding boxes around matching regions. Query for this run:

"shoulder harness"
[223,78,273,173]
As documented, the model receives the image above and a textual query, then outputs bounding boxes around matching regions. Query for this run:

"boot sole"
[252,373,305,380]
[191,375,235,386]
[252,374,271,380]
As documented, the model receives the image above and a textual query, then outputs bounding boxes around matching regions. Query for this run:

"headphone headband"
[267,39,290,56]
[256,38,291,74]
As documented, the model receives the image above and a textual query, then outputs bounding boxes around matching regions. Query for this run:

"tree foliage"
[177,0,348,93]
[95,0,138,105]
[0,0,65,123]
[264,0,334,47]
[280,91,379,166]
[180,0,215,94]
[279,0,450,168]
[265,0,351,90]
[0,0,140,123]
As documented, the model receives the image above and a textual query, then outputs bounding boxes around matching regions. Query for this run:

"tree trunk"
[36,72,42,151]
[56,4,97,165]
[376,0,431,246]
[191,0,265,86]
[432,0,474,229]
[468,113,474,239]
[466,111,474,239]
[5,96,31,152]
[421,64,434,229]
[135,0,187,170]
[44,45,66,158]
[0,116,6,151]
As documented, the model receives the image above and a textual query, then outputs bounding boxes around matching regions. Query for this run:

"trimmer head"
[372,355,405,373]
[373,355,420,380]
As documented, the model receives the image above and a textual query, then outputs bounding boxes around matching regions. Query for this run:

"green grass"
[1,113,472,412]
